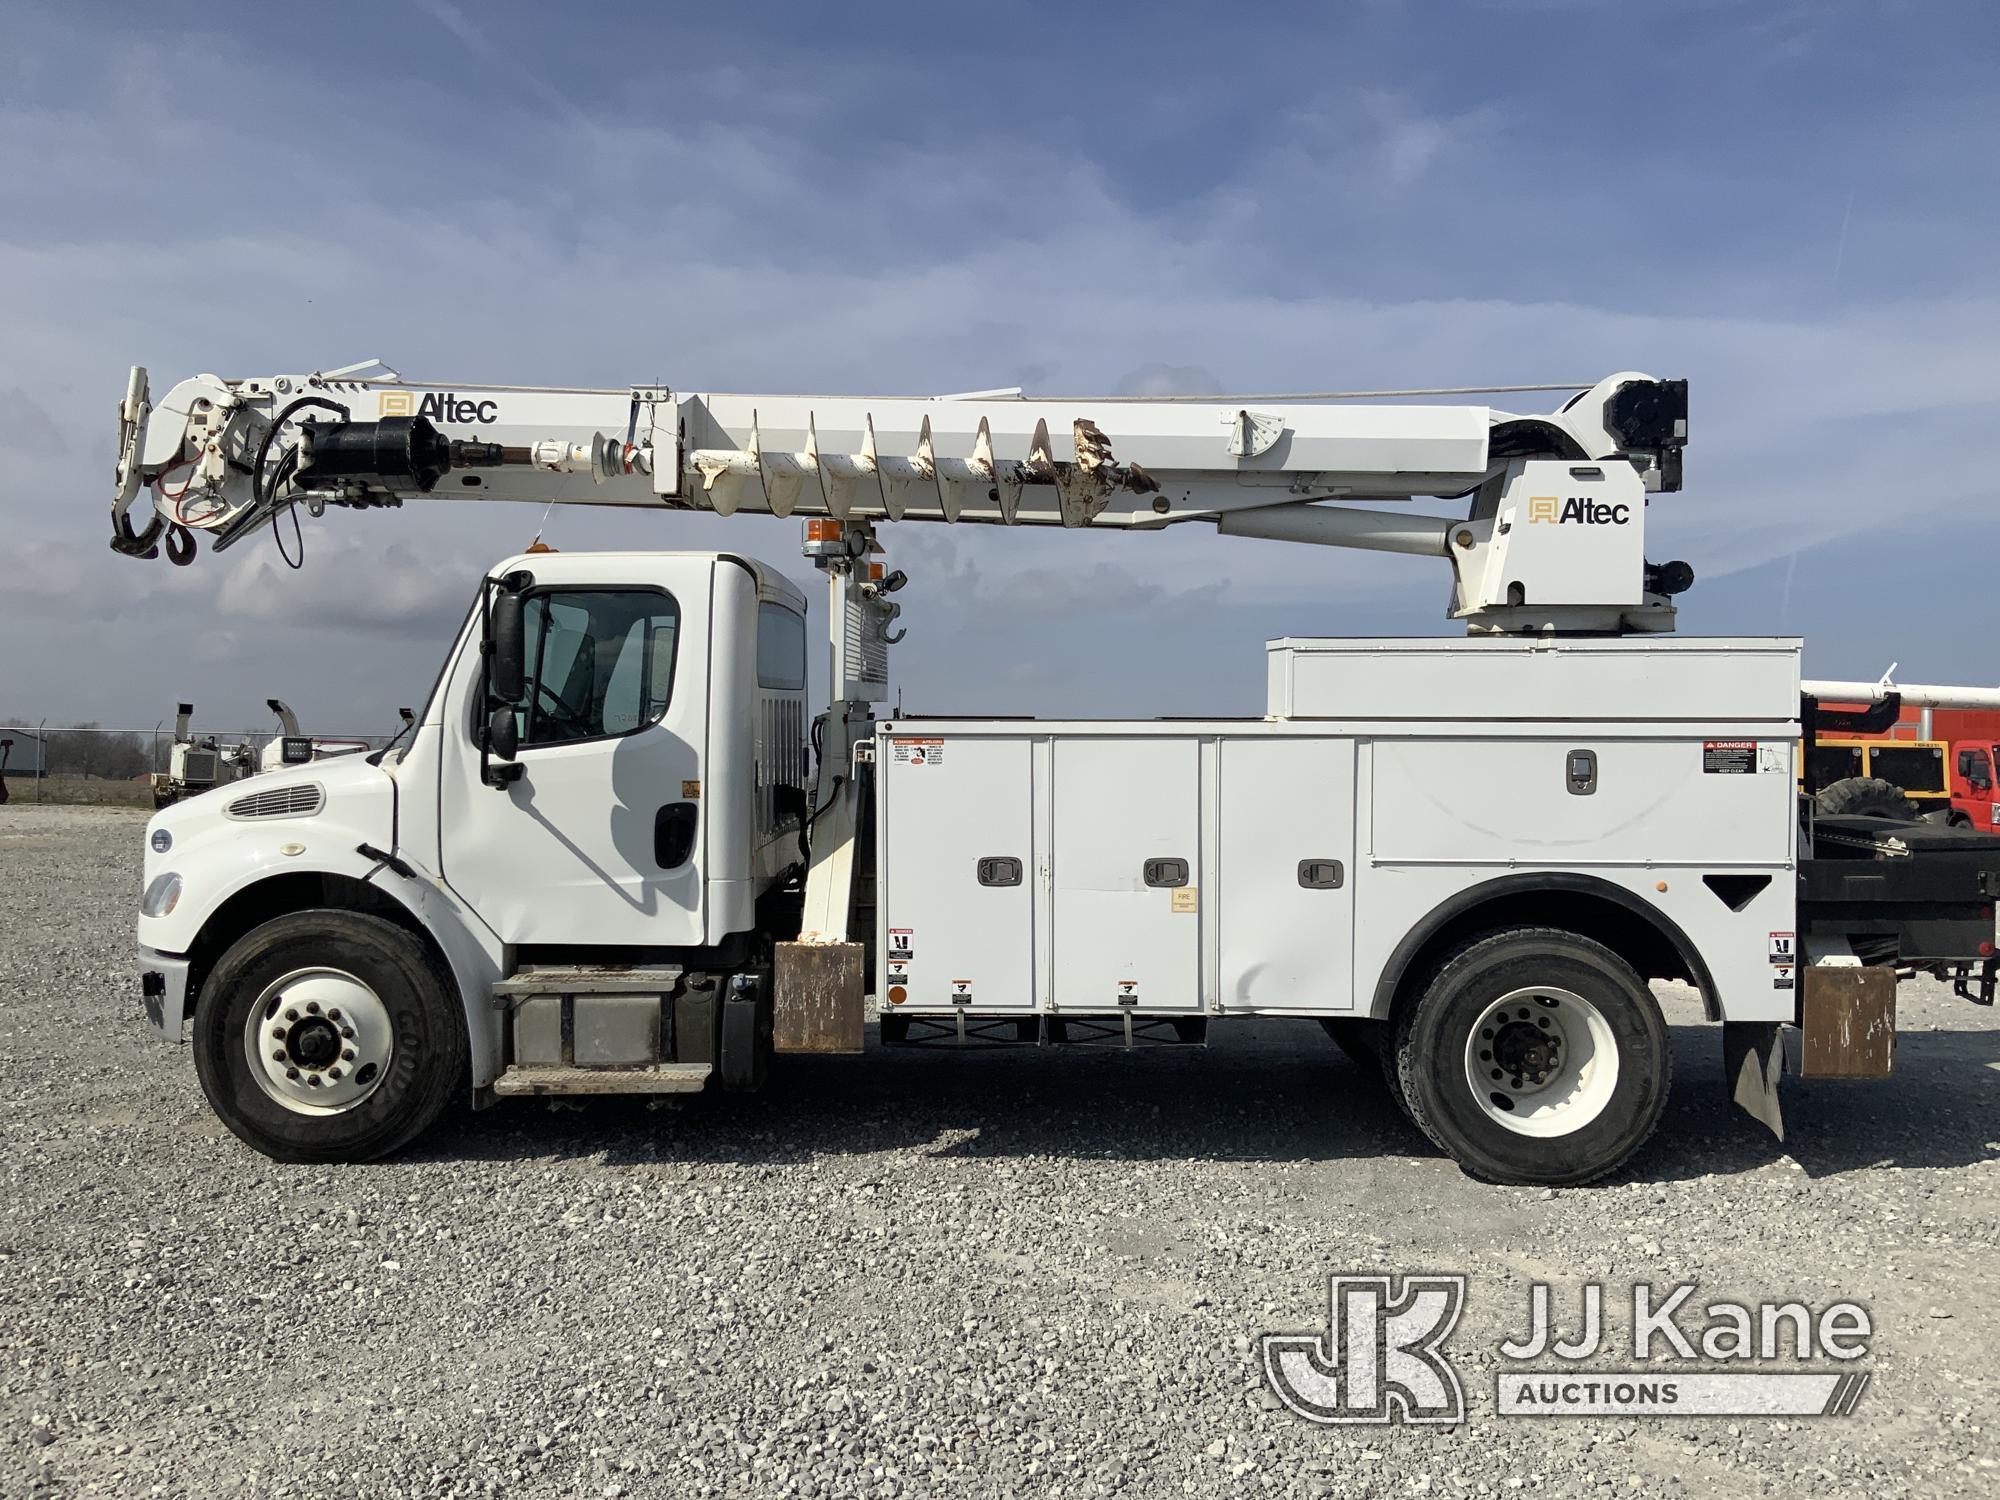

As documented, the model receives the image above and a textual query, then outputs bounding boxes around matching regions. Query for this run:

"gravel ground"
[2,803,1996,1498]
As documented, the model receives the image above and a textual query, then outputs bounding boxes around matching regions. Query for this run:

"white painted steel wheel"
[1460,985,1618,1138]
[243,966,395,1115]
[1392,927,1671,1186]
[193,910,465,1163]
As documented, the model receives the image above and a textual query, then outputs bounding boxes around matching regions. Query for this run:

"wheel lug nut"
[328,1068,342,1081]
[284,1009,299,1021]
[342,1049,356,1062]
[307,1074,323,1087]
[328,1009,342,1021]
[340,1027,355,1039]
[285,1067,300,1080]
[272,1029,287,1041]
[306,1002,321,1015]
[271,1050,287,1062]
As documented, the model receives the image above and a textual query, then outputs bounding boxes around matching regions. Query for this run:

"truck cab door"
[438,581,708,948]
[1951,745,1997,830]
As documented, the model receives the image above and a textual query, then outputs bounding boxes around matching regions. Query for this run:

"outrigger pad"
[773,942,865,1054]
[1724,1021,1785,1141]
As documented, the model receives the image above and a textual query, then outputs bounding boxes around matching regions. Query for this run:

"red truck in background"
[1943,714,2000,831]
[1827,705,2000,831]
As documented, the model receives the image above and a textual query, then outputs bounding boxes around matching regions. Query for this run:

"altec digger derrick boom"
[111,363,1693,637]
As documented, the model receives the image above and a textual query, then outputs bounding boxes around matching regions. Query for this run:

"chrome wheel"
[1461,985,1618,1139]
[243,967,393,1115]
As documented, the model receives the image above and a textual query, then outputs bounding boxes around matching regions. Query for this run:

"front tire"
[1391,929,1670,1186]
[192,910,466,1163]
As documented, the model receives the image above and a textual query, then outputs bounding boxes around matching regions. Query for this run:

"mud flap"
[1724,1021,1785,1140]
[773,942,866,1054]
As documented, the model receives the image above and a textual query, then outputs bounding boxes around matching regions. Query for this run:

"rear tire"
[191,910,465,1163]
[1390,928,1670,1186]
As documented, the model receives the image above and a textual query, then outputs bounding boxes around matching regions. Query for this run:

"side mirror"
[489,589,527,704]
[487,706,519,762]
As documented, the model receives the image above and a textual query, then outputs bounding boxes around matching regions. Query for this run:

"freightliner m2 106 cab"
[109,363,2000,1184]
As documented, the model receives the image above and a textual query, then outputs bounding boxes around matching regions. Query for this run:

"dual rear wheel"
[1330,928,1672,1186]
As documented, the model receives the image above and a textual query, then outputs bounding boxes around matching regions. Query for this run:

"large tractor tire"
[1813,776,1919,820]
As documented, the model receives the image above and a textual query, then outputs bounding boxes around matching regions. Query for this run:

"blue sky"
[2,0,1996,731]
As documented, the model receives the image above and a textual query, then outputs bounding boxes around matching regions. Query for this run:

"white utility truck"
[111,363,2000,1183]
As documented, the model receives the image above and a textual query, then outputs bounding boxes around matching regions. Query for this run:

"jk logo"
[378,391,414,417]
[1261,1274,1467,1424]
[1527,495,1559,523]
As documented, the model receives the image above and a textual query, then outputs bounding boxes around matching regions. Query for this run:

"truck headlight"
[141,872,183,918]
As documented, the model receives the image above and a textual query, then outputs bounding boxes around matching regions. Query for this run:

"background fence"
[0,721,400,805]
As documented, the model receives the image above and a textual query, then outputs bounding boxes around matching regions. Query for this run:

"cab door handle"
[655,801,698,869]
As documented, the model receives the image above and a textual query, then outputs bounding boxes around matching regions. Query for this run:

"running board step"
[493,964,684,1001]
[492,1063,712,1097]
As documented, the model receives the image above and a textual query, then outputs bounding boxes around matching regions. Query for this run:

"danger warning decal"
[888,928,914,961]
[892,737,944,767]
[1702,741,1756,774]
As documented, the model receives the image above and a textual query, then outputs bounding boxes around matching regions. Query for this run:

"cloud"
[0,387,62,451]
[2,4,1997,725]
[215,538,480,638]
[1114,363,1225,397]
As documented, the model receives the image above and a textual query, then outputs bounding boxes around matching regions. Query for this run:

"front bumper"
[138,948,192,1039]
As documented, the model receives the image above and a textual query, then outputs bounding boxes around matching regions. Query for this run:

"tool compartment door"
[1217,737,1357,1011]
[1051,737,1202,1012]
[878,735,1033,1011]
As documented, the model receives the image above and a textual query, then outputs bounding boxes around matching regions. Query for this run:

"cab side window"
[756,602,807,690]
[517,590,679,747]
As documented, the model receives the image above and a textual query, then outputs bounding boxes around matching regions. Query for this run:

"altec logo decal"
[1528,495,1631,525]
[378,391,500,424]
